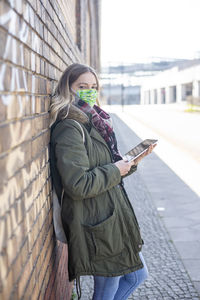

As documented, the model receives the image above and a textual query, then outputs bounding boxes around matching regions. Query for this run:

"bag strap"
[70,119,85,143]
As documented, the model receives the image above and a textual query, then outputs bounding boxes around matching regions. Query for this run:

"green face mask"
[76,89,98,107]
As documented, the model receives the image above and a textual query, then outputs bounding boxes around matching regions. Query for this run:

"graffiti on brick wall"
[0,4,42,229]
[0,3,40,99]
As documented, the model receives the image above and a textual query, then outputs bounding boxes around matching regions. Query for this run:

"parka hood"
[58,104,89,124]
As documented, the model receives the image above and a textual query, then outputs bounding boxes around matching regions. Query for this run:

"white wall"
[141,64,200,104]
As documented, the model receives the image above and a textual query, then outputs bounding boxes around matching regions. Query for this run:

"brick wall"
[0,0,100,299]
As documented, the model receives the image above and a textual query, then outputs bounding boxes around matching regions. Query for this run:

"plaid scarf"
[75,98,122,162]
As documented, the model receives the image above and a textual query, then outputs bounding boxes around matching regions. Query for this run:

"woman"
[50,63,155,300]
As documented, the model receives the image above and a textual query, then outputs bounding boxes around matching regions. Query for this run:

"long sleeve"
[54,122,121,201]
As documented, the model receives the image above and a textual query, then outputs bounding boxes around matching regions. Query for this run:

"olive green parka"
[50,105,144,282]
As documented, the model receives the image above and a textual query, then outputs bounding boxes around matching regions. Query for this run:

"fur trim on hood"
[58,105,89,124]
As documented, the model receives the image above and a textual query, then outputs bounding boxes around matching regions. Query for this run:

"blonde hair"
[50,63,100,126]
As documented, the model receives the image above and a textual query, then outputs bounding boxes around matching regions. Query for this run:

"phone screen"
[124,139,158,161]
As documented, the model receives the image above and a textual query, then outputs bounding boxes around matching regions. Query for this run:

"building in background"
[100,59,193,106]
[141,59,200,105]
[0,0,100,299]
[101,84,140,105]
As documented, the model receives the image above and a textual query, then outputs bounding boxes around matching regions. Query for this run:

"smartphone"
[124,139,158,162]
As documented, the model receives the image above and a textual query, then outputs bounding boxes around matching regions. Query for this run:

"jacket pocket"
[82,210,124,260]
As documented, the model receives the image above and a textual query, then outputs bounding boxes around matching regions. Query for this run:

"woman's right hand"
[114,160,133,176]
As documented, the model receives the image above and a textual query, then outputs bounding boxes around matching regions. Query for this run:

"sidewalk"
[79,105,200,299]
[112,104,200,295]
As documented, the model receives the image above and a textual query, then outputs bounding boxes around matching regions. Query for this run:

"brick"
[43,112,50,128]
[40,4,46,24]
[1,269,13,300]
[0,184,10,215]
[22,2,29,24]
[44,95,50,112]
[39,21,44,39]
[0,123,12,153]
[0,154,9,183]
[0,222,8,275]
[17,69,27,91]
[31,135,44,159]
[25,204,34,234]
[0,252,8,282]
[28,0,37,11]
[43,60,49,77]
[0,63,12,92]
[36,55,41,73]
[17,258,34,298]
[5,212,14,243]
[24,95,32,116]
[27,72,33,93]
[9,66,20,92]
[30,51,36,72]
[40,58,45,75]
[43,25,48,42]
[0,1,12,31]
[39,77,47,94]
[31,31,39,53]
[21,0,28,17]
[34,75,39,93]
[43,260,55,299]
[29,5,35,28]
[39,96,45,113]
[31,280,40,300]
[0,28,7,59]
[19,239,29,267]
[32,114,43,134]
[43,43,50,60]
[0,95,6,122]
[9,198,24,233]
[6,237,17,267]
[6,95,24,120]
[13,0,23,15]
[11,252,22,283]
[24,46,31,70]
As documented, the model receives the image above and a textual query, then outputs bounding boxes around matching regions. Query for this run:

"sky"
[100,0,200,66]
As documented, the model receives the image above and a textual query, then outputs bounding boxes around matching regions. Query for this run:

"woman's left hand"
[130,144,157,166]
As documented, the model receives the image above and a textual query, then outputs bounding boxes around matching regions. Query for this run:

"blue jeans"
[92,252,148,300]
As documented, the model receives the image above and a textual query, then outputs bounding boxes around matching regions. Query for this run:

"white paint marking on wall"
[8,9,17,36]
[2,95,12,106]
[10,67,20,91]
[3,35,12,61]
[0,3,30,93]
[0,64,7,92]
[16,0,22,14]
[0,9,14,25]
[18,95,23,115]
[19,6,29,43]
[32,75,36,113]
[31,52,36,72]
[8,0,15,9]
[32,31,40,53]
